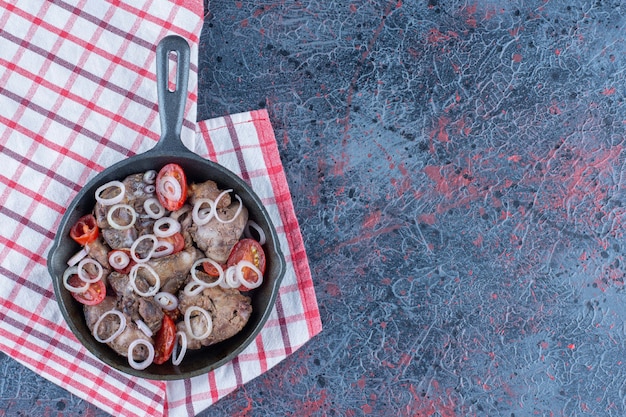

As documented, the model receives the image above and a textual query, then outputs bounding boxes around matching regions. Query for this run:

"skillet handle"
[155,35,190,150]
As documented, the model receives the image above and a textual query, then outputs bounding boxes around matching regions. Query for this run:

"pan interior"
[48,151,285,379]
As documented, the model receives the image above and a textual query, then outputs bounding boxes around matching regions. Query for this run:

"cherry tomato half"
[70,214,99,245]
[155,163,187,211]
[153,314,176,365]
[227,238,266,290]
[68,275,106,306]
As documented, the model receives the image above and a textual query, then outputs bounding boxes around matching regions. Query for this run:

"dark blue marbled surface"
[5,0,626,415]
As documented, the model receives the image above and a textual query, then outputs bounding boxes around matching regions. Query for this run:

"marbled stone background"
[4,0,626,415]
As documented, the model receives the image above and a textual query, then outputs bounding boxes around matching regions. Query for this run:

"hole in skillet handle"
[168,51,178,93]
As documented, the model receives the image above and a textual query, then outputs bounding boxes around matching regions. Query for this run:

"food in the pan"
[62,163,266,370]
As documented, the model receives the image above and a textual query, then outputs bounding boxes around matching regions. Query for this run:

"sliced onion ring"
[184,306,213,340]
[67,247,89,267]
[152,241,174,258]
[171,205,192,222]
[143,170,157,184]
[144,198,165,219]
[93,310,126,343]
[236,260,264,289]
[129,263,160,297]
[107,204,136,230]
[153,217,181,238]
[224,265,239,288]
[192,198,215,226]
[128,339,155,370]
[183,281,206,297]
[144,184,156,194]
[77,258,103,283]
[172,331,187,366]
[158,175,182,201]
[243,220,267,245]
[215,194,243,224]
[154,292,179,311]
[214,188,232,208]
[191,258,223,288]
[136,319,153,337]
[63,266,89,293]
[108,250,130,270]
[95,181,125,206]
[130,234,158,263]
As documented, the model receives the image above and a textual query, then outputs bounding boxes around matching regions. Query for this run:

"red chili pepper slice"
[69,214,99,245]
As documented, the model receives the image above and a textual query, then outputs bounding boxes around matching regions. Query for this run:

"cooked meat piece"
[135,210,157,237]
[188,180,230,209]
[108,271,131,295]
[95,173,157,249]
[84,296,117,329]
[145,246,203,294]
[177,284,252,349]
[84,296,119,337]
[123,173,155,204]
[108,271,164,333]
[101,227,137,250]
[85,237,111,270]
[111,321,154,360]
[138,297,164,331]
[190,202,248,263]
[83,296,153,360]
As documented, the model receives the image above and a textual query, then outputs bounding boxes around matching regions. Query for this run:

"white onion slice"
[215,194,243,224]
[172,331,187,366]
[108,250,130,270]
[63,266,89,293]
[236,260,264,289]
[191,258,223,288]
[143,170,157,184]
[158,175,182,201]
[183,281,206,297]
[95,181,125,206]
[136,319,153,337]
[67,247,89,267]
[152,241,174,258]
[107,204,136,230]
[77,258,103,283]
[192,198,215,225]
[243,220,267,245]
[184,306,213,340]
[144,184,156,194]
[129,263,160,297]
[171,205,191,222]
[144,198,165,219]
[153,217,181,238]
[154,292,179,311]
[128,339,155,370]
[92,309,126,343]
[224,265,239,288]
[130,234,158,263]
[214,188,232,207]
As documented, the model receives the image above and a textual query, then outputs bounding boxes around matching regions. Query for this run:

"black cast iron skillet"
[47,35,286,380]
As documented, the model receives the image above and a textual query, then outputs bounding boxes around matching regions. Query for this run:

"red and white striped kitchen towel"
[0,1,322,416]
